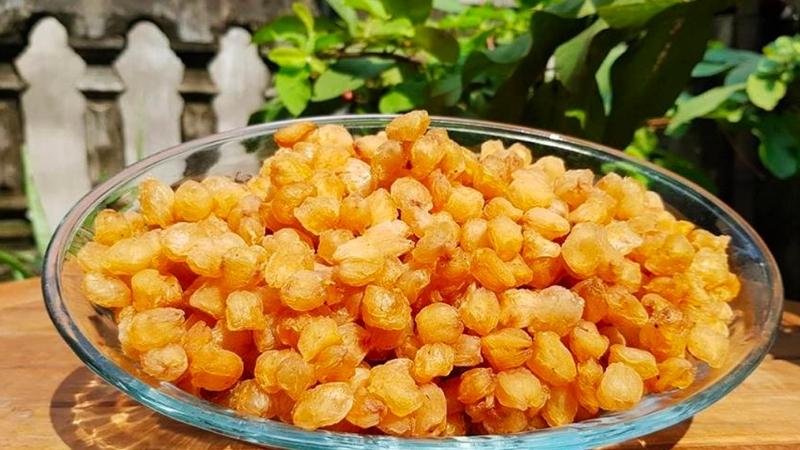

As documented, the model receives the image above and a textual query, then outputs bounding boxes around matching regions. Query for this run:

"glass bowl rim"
[43,114,784,449]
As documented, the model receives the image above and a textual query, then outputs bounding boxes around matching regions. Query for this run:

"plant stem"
[0,249,32,279]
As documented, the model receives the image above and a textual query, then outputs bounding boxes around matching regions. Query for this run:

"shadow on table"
[49,367,259,450]
[50,366,696,450]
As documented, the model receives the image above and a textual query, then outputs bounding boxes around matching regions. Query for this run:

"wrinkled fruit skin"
[78,110,739,436]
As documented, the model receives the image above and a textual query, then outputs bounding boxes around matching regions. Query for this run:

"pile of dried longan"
[78,110,740,436]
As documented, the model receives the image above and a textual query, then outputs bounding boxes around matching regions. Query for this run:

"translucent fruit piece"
[292,382,355,430]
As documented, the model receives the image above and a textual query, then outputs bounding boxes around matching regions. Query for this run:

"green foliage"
[252,0,726,151]
[668,35,800,179]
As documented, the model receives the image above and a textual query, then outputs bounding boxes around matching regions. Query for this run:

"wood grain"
[1,278,798,450]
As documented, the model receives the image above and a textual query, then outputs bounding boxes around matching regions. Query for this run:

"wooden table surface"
[1,278,798,450]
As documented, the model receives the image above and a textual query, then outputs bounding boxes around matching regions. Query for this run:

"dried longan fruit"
[104,232,162,275]
[131,268,183,311]
[687,323,729,368]
[458,285,500,336]
[523,207,570,240]
[188,279,226,319]
[483,197,523,222]
[189,345,244,391]
[141,343,188,381]
[495,367,546,411]
[174,180,213,222]
[276,350,315,400]
[541,385,578,427]
[294,196,340,235]
[596,362,643,411]
[527,331,577,386]
[410,130,447,178]
[332,236,386,286]
[561,222,611,279]
[386,110,430,142]
[651,357,696,392]
[298,317,342,361]
[471,248,516,292]
[524,286,584,337]
[292,382,355,430]
[412,383,448,436]
[605,286,649,329]
[275,121,316,147]
[338,194,371,234]
[139,178,175,227]
[362,285,412,331]
[444,185,484,224]
[571,277,609,323]
[254,349,291,393]
[81,272,131,308]
[226,290,267,331]
[93,209,133,245]
[280,270,327,311]
[608,344,659,380]
[368,360,424,417]
[569,321,610,362]
[481,328,532,370]
[415,303,463,344]
[225,379,274,417]
[507,169,554,210]
[487,215,523,262]
[452,334,484,367]
[128,307,185,352]
[413,343,455,383]
[457,367,495,404]
[347,387,387,429]
[575,359,603,414]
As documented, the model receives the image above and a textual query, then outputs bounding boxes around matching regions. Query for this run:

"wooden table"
[1,278,798,449]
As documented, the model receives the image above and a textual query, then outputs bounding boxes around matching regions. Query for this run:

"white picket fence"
[8,17,272,231]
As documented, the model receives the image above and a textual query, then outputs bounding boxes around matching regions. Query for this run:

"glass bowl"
[43,115,783,449]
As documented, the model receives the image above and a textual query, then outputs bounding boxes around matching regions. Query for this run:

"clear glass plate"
[43,116,783,449]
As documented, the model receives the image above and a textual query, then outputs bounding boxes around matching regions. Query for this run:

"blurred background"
[0,0,797,297]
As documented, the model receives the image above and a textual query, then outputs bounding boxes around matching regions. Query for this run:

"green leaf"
[692,46,760,77]
[486,33,533,64]
[724,54,761,85]
[546,0,596,18]
[368,18,415,37]
[555,19,609,92]
[430,73,462,107]
[312,70,365,101]
[488,11,590,122]
[326,0,359,34]
[292,2,315,34]
[666,83,745,134]
[625,126,659,157]
[252,16,306,46]
[753,113,799,178]
[602,2,717,147]
[596,43,626,114]
[267,46,308,68]
[275,68,312,116]
[746,74,787,111]
[414,27,460,64]
[314,32,348,52]
[383,0,432,24]
[345,0,389,18]
[462,51,493,85]
[333,57,395,78]
[432,0,466,13]
[595,0,683,29]
[379,81,427,113]
[248,97,288,124]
